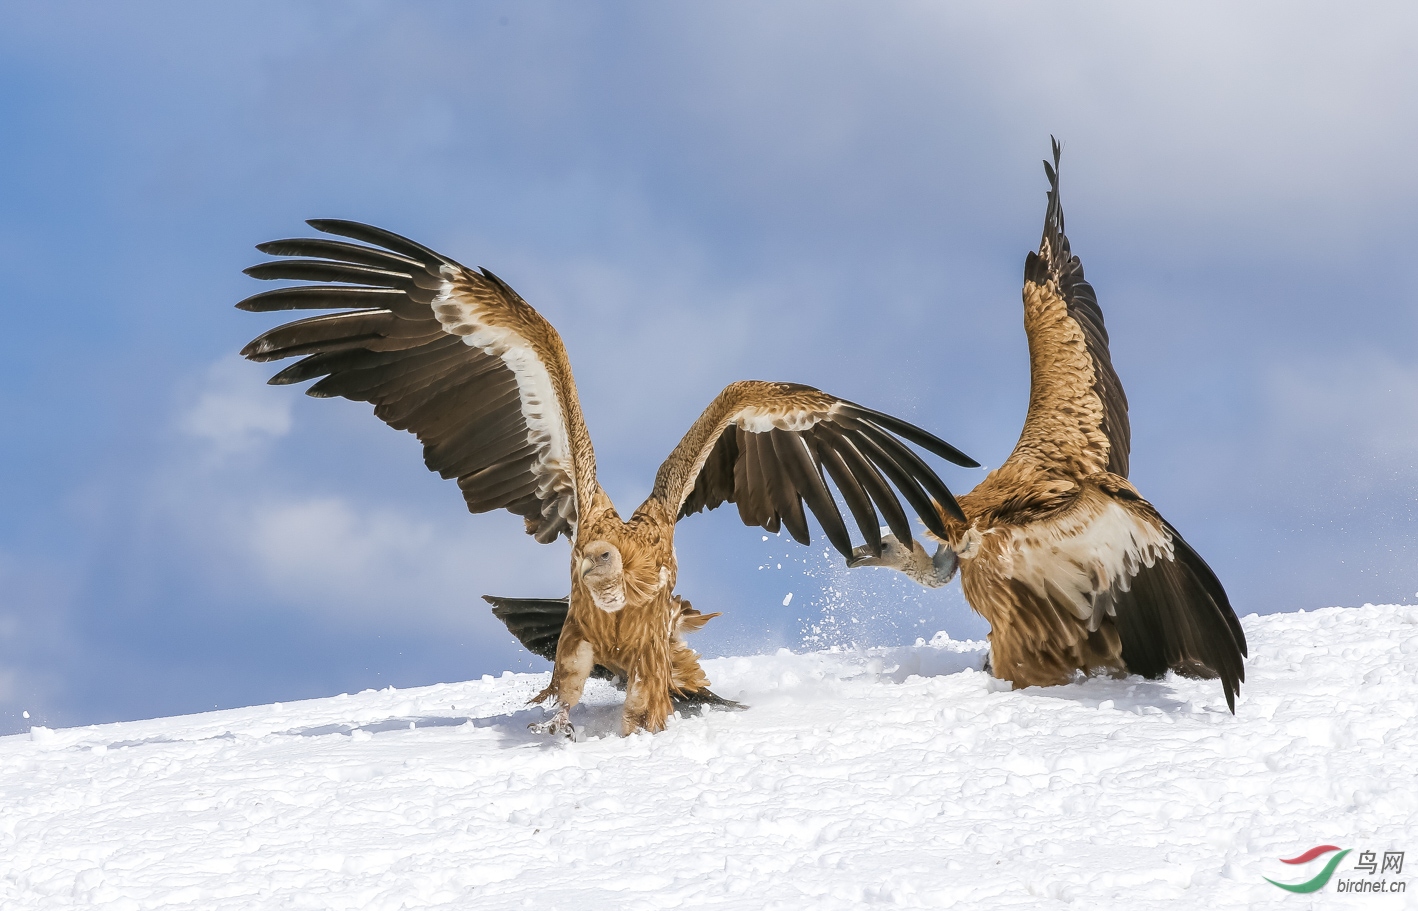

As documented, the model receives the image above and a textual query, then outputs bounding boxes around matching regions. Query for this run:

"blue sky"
[2,2,1415,733]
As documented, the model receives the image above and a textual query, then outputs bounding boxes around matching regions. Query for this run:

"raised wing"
[648,380,977,560]
[240,220,591,543]
[1015,138,1131,477]
[985,480,1246,710]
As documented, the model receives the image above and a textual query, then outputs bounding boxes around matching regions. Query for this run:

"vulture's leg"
[529,626,594,737]
[848,532,959,588]
[620,649,674,735]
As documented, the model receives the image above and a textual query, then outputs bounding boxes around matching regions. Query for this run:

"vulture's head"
[847,531,959,589]
[578,540,626,612]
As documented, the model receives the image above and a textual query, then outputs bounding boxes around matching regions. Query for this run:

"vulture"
[238,220,977,735]
[852,139,1248,711]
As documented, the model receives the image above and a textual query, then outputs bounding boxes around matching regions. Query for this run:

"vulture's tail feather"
[1110,525,1247,712]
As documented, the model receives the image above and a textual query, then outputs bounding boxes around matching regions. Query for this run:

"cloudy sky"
[2,2,1415,732]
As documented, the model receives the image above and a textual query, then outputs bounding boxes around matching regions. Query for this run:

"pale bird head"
[578,540,626,612]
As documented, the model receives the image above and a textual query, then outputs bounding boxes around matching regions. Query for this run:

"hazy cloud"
[242,495,539,628]
[180,357,292,457]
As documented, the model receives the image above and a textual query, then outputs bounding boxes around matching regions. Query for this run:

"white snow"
[3,604,1416,909]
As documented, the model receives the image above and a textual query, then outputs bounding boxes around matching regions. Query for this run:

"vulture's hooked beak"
[847,531,959,588]
[579,542,616,578]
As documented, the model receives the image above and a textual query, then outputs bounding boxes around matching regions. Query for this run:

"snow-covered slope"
[3,605,1415,909]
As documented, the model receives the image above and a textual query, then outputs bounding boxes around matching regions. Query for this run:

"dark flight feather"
[839,425,949,540]
[256,238,425,273]
[674,397,970,560]
[772,429,853,557]
[819,423,915,547]
[836,403,980,468]
[814,439,882,558]
[236,285,411,314]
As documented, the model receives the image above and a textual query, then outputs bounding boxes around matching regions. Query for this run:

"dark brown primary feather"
[669,382,977,560]
[772,429,853,557]
[239,220,579,543]
[813,437,883,557]
[820,423,914,547]
[1023,137,1131,477]
[255,237,427,273]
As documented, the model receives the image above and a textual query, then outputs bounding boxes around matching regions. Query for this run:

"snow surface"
[3,605,1416,909]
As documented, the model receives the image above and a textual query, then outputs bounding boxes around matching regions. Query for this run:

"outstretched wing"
[989,480,1246,710]
[1015,137,1131,477]
[648,380,977,559]
[240,220,592,543]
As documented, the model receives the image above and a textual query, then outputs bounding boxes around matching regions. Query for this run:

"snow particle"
[783,593,793,606]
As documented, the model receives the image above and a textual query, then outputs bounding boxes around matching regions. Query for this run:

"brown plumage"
[239,220,977,735]
[853,140,1247,711]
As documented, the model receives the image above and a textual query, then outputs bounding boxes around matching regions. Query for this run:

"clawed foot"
[529,706,575,739]
[848,532,958,588]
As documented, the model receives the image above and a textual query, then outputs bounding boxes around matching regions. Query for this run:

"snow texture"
[2,605,1416,909]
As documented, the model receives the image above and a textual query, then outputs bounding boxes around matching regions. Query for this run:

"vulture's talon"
[529,708,574,738]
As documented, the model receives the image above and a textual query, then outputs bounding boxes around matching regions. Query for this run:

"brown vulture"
[852,139,1248,711]
[238,221,977,735]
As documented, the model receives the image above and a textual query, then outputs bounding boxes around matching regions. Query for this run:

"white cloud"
[218,492,562,630]
[150,357,567,636]
[245,496,471,624]
[180,357,292,456]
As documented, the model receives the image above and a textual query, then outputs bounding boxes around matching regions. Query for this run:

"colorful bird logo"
[1265,845,1351,893]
